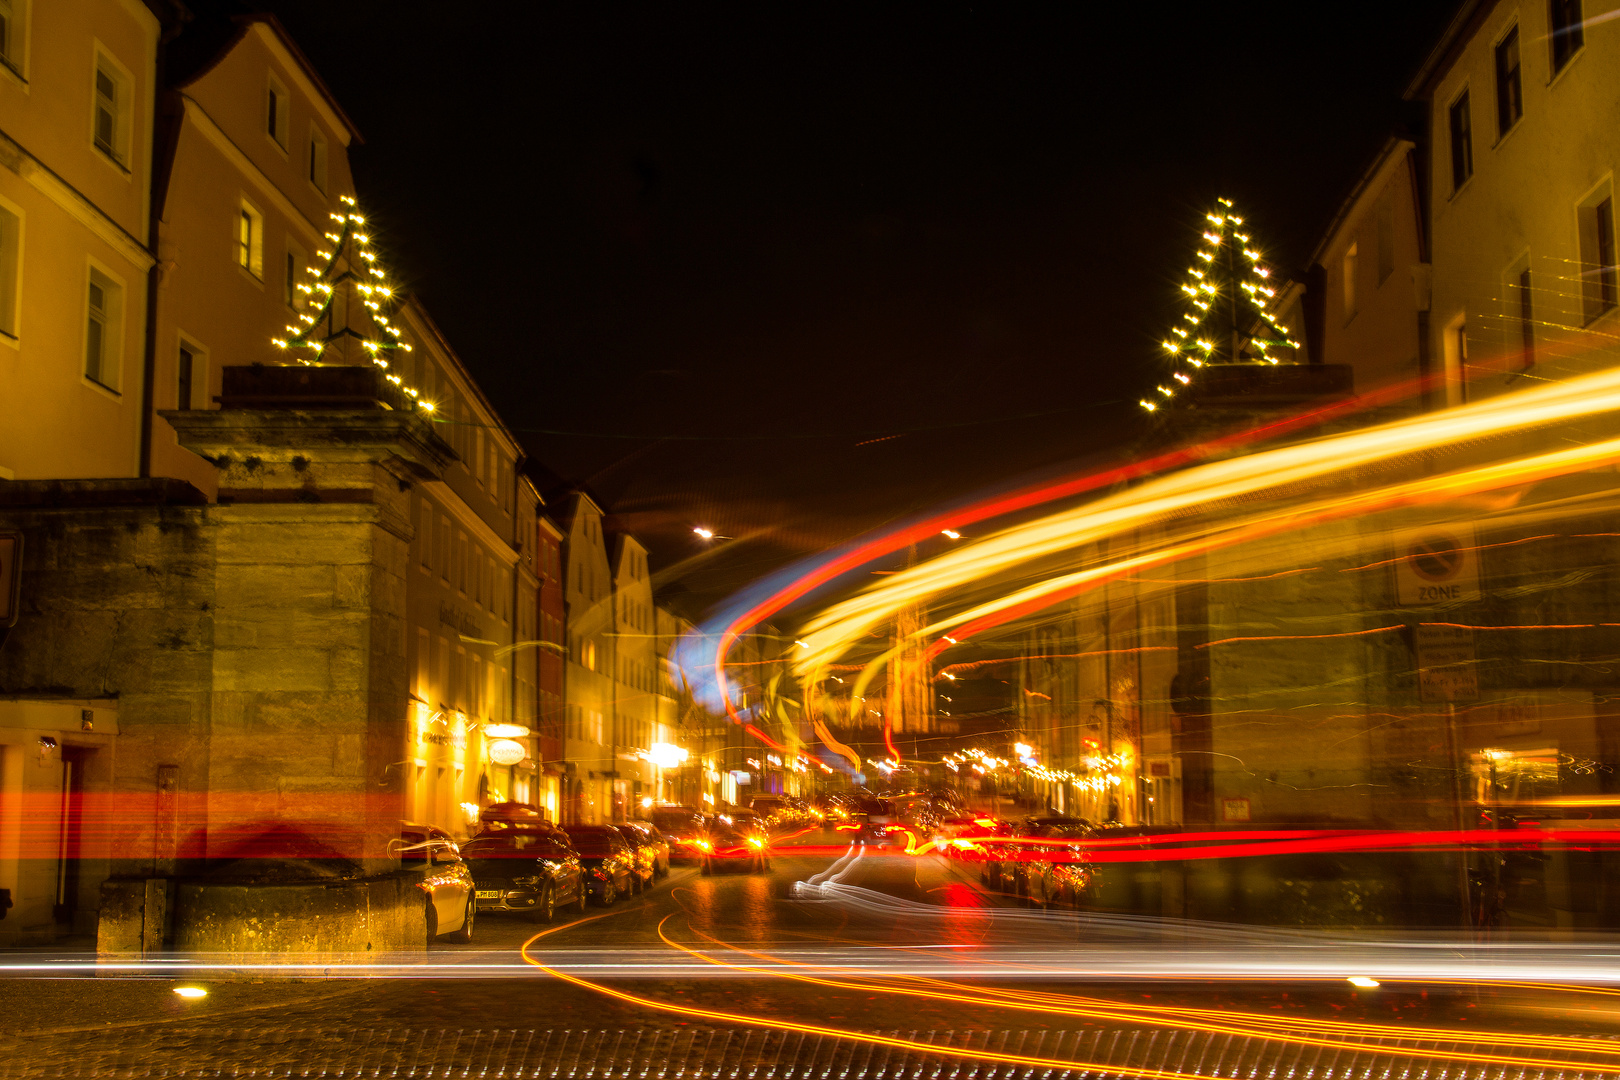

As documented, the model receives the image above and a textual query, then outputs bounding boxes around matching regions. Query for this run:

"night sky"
[254,1,1457,616]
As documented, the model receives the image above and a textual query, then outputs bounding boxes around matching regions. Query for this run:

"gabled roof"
[170,10,363,144]
[1307,135,1417,267]
[1404,0,1490,100]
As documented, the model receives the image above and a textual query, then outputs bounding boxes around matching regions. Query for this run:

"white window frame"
[175,333,206,411]
[0,192,22,346]
[237,197,264,281]
[83,258,125,396]
[266,70,290,153]
[307,123,329,194]
[91,44,133,169]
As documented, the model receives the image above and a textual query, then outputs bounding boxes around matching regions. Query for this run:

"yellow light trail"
[792,363,1620,687]
[657,917,1620,1073]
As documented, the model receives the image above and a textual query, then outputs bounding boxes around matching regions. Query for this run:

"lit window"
[85,267,121,391]
[237,201,263,278]
[1551,0,1583,73]
[92,57,126,164]
[1495,27,1522,136]
[1448,91,1473,191]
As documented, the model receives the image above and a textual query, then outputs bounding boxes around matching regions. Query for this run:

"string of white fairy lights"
[1140,197,1299,412]
[271,194,434,413]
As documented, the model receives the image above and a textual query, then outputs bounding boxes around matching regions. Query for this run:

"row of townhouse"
[1008,0,1620,926]
[0,0,751,954]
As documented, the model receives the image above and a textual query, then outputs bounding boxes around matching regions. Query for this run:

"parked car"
[617,820,670,878]
[700,817,770,874]
[610,822,657,890]
[747,795,802,828]
[398,823,476,943]
[462,827,585,923]
[727,809,771,840]
[650,806,709,863]
[561,825,638,905]
[981,816,1092,906]
[477,802,556,832]
[1019,821,1096,908]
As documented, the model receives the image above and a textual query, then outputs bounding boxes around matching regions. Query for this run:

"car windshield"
[461,833,571,858]
[651,810,703,834]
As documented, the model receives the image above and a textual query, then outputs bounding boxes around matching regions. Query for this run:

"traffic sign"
[1394,524,1478,606]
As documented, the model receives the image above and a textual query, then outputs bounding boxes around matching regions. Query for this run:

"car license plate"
[475,890,501,899]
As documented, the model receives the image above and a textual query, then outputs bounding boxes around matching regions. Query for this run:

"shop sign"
[730,770,752,785]
[489,739,527,765]
[438,601,483,638]
[0,533,20,628]
[1394,525,1479,606]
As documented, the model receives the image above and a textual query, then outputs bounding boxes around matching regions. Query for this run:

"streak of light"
[789,364,1620,690]
[676,367,1459,738]
[653,917,1620,1074]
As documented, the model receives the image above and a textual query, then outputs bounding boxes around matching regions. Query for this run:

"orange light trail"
[649,918,1620,1074]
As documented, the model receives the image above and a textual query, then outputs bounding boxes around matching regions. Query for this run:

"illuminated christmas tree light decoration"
[1142,197,1300,411]
[271,195,434,413]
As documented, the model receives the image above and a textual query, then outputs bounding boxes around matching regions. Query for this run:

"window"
[1495,27,1522,135]
[308,125,328,193]
[85,267,121,391]
[266,73,289,149]
[237,200,263,278]
[1516,268,1536,373]
[176,341,200,410]
[92,55,127,164]
[1579,195,1617,323]
[438,519,451,582]
[1551,0,1583,73]
[0,200,18,340]
[419,506,432,571]
[0,0,23,76]
[1341,242,1358,320]
[584,639,596,672]
[1374,197,1395,286]
[1448,91,1473,191]
[284,243,307,310]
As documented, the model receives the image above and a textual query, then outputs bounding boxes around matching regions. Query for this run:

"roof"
[1307,135,1417,267]
[170,10,363,143]
[1404,0,1489,100]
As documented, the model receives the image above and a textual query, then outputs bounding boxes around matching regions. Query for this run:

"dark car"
[398,824,476,944]
[561,825,638,905]
[982,816,1091,904]
[650,806,709,863]
[616,820,670,880]
[700,817,770,874]
[462,827,586,923]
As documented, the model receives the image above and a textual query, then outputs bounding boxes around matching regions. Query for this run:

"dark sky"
[257,1,1456,615]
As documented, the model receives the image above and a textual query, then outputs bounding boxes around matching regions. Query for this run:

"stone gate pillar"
[164,367,454,877]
